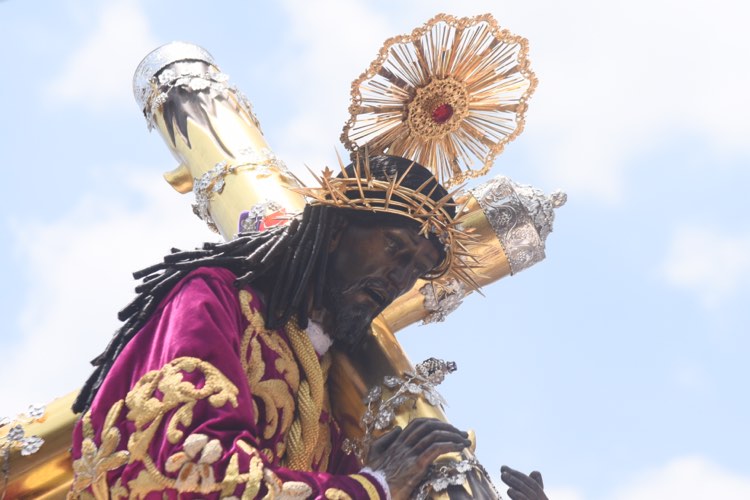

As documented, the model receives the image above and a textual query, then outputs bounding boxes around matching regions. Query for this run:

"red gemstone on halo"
[431,103,454,124]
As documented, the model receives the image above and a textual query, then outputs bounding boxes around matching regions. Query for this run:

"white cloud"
[45,0,159,111]
[661,226,750,307]
[610,456,750,500]
[1,168,214,417]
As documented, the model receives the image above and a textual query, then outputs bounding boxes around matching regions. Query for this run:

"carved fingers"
[501,465,547,500]
[367,418,471,499]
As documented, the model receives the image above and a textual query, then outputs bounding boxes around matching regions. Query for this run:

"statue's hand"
[366,418,471,500]
[501,465,548,500]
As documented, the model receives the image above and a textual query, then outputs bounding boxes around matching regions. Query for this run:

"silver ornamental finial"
[419,176,565,325]
[470,176,566,275]
[550,190,568,209]
[132,41,216,115]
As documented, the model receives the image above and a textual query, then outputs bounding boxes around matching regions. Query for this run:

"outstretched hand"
[366,418,472,499]
[501,466,548,500]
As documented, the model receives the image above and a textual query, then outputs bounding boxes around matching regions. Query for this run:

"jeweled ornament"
[431,103,453,123]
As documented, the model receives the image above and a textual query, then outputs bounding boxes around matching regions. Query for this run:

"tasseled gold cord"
[283,317,331,471]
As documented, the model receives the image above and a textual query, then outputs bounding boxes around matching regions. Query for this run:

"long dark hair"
[72,155,454,414]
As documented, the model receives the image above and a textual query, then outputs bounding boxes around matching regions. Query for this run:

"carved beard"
[321,284,375,351]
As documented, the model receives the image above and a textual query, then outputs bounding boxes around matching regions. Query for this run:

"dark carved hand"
[366,418,472,499]
[501,465,548,500]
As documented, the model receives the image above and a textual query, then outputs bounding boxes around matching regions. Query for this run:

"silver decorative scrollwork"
[146,68,231,129]
[415,458,500,500]
[192,149,296,233]
[341,358,502,499]
[471,176,566,275]
[418,177,565,323]
[132,41,216,115]
[1,405,46,494]
[238,200,284,233]
[342,358,457,462]
[419,278,467,324]
[132,41,261,131]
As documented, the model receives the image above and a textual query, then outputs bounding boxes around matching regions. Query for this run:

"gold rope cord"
[283,318,331,471]
[238,290,332,472]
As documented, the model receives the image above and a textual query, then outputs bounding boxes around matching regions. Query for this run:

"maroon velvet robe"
[69,267,385,499]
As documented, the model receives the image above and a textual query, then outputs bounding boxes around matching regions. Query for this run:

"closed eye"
[385,234,405,254]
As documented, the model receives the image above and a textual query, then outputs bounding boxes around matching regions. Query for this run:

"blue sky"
[1,1,748,499]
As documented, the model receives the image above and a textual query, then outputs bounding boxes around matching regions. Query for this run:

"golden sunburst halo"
[341,13,537,187]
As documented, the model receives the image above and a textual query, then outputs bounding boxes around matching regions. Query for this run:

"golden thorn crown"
[292,153,482,290]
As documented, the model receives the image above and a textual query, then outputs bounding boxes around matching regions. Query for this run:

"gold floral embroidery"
[247,338,293,442]
[127,468,166,497]
[240,291,300,391]
[109,478,128,499]
[165,433,222,493]
[126,356,238,449]
[325,488,353,500]
[239,290,299,447]
[280,481,314,498]
[261,467,314,499]
[221,441,313,500]
[124,357,239,494]
[221,441,265,498]
[73,357,321,499]
[238,290,336,473]
[70,400,129,499]
[351,474,381,500]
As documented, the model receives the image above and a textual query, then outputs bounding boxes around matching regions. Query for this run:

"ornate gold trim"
[350,473,381,500]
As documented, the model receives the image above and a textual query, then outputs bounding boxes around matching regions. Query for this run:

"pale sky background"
[1,1,749,499]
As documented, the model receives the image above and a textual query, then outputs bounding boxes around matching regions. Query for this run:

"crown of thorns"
[293,154,481,289]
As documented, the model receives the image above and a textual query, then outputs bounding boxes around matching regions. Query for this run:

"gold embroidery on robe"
[239,290,300,458]
[237,290,337,474]
[221,440,266,498]
[124,357,239,494]
[72,356,317,498]
[261,468,314,499]
[70,400,129,499]
[351,474,381,500]
[326,488,354,500]
[109,478,128,499]
[164,433,222,493]
[125,356,238,448]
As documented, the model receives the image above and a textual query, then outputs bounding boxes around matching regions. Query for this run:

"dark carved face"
[320,219,441,350]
